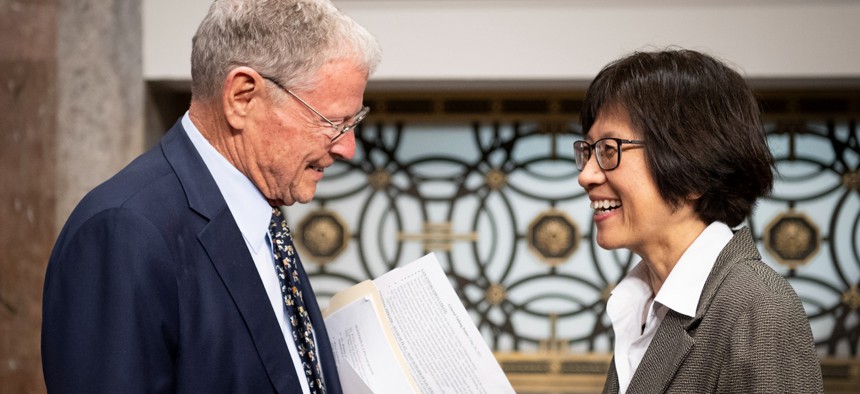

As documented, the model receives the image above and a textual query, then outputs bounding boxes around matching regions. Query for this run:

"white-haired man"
[42,1,381,392]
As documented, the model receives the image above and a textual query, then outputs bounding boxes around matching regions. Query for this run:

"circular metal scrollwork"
[843,285,860,311]
[486,169,507,191]
[843,170,860,192]
[527,208,580,267]
[485,283,507,306]
[763,210,820,269]
[296,209,349,266]
[299,115,859,356]
[368,169,391,190]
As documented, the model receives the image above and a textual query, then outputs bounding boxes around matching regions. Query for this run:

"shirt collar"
[182,112,272,253]
[654,221,734,317]
[606,260,652,325]
[611,261,652,303]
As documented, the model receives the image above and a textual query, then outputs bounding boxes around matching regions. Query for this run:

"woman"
[575,49,822,393]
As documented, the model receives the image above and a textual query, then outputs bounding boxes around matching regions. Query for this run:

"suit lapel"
[160,121,223,219]
[624,227,759,393]
[627,310,695,394]
[697,227,760,317]
[162,122,301,393]
[199,209,303,393]
[603,357,620,394]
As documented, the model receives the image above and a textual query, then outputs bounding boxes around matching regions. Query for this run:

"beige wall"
[144,0,860,87]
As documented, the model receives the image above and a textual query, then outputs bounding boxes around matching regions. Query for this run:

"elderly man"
[41,1,381,393]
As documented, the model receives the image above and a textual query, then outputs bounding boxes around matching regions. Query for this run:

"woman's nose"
[577,153,604,189]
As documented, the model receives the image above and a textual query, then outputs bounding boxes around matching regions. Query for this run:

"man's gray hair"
[190,0,381,100]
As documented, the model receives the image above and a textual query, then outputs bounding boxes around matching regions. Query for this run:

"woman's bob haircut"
[581,49,775,227]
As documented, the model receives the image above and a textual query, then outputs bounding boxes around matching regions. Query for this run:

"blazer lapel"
[627,310,695,394]
[603,357,620,394]
[697,227,760,316]
[162,121,301,393]
[624,227,760,394]
[199,209,303,393]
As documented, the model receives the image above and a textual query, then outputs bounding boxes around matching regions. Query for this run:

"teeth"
[590,199,621,212]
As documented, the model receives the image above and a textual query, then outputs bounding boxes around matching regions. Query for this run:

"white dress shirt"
[606,221,734,394]
[182,113,313,394]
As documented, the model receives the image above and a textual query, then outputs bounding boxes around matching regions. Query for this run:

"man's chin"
[290,189,318,205]
[272,185,318,206]
[296,196,315,205]
[267,198,289,207]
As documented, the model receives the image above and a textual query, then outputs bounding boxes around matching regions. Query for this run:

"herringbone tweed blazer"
[602,227,823,394]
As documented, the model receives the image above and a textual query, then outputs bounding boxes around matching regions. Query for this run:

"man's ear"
[222,66,263,131]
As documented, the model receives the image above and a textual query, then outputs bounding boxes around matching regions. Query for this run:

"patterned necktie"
[268,208,326,394]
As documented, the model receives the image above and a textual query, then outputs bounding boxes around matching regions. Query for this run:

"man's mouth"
[590,199,621,214]
[309,165,324,173]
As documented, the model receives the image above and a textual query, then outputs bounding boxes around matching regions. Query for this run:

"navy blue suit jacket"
[42,120,342,393]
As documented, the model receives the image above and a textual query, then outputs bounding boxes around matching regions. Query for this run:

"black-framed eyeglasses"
[573,138,645,171]
[261,75,370,143]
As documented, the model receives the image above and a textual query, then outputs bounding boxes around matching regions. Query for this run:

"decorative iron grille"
[286,91,860,357]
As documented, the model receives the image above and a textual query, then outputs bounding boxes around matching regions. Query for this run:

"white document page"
[374,253,515,394]
[336,360,375,394]
[325,296,416,393]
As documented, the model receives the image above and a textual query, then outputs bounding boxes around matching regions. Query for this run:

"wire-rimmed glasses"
[262,75,369,143]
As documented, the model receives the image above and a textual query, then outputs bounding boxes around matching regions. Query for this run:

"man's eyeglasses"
[262,75,370,143]
[573,138,645,171]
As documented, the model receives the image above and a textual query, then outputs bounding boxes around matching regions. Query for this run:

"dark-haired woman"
[576,49,822,394]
